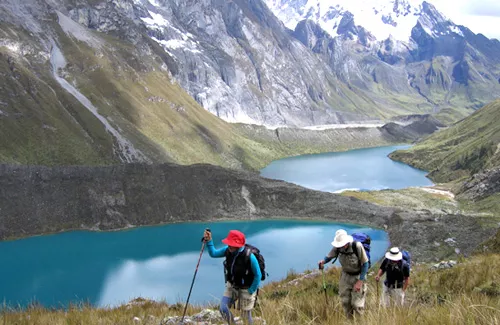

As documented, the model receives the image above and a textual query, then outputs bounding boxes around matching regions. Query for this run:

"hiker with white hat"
[375,247,410,307]
[318,229,369,318]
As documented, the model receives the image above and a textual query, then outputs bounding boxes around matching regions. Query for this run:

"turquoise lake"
[0,145,431,308]
[0,221,388,308]
[260,145,433,192]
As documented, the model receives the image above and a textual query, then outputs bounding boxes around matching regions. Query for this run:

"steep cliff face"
[0,0,351,167]
[4,0,499,133]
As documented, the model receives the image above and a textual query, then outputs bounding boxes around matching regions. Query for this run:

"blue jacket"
[206,240,261,294]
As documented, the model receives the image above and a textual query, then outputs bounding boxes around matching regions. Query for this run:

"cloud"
[462,0,500,17]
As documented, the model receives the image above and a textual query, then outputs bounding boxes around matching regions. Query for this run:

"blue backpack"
[351,232,371,268]
[402,250,411,269]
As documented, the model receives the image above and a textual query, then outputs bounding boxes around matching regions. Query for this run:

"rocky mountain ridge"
[2,0,500,132]
[0,0,441,167]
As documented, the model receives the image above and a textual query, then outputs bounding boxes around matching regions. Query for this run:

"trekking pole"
[322,268,328,305]
[180,228,210,324]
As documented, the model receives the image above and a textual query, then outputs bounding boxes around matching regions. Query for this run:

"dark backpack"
[351,232,371,268]
[244,244,267,281]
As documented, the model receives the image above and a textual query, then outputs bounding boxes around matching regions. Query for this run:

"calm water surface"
[260,145,433,192]
[2,145,427,308]
[0,220,389,308]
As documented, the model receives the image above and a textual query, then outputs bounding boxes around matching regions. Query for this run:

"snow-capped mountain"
[1,0,500,135]
[265,0,450,42]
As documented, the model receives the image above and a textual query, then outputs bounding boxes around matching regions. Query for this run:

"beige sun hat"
[331,230,353,248]
[385,247,403,261]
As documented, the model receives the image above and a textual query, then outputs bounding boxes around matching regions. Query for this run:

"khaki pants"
[223,282,257,311]
[339,271,367,318]
[381,285,405,307]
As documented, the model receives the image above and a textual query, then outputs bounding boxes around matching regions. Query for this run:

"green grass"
[341,187,460,214]
[389,99,500,183]
[1,254,499,324]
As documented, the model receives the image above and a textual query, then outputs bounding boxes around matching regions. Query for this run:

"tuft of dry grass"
[1,255,499,324]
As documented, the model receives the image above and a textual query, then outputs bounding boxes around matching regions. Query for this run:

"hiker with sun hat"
[203,229,261,324]
[375,247,410,307]
[318,229,369,318]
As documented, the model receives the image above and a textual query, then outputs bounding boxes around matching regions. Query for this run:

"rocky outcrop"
[0,163,496,261]
[379,118,441,143]
[457,167,500,201]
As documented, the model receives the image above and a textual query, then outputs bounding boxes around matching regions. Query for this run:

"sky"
[430,0,500,40]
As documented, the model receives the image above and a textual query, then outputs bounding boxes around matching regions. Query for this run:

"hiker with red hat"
[203,229,261,325]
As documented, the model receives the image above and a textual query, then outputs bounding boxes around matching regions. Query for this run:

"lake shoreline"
[0,220,389,308]
[0,163,495,265]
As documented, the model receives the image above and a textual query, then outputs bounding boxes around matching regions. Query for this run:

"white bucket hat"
[385,247,403,261]
[335,229,347,237]
[331,230,353,248]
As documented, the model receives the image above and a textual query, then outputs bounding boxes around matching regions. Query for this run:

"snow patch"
[50,44,149,163]
[141,11,169,27]
[449,25,463,37]
[265,0,425,41]
[0,39,21,54]
[151,37,201,54]
[148,0,162,7]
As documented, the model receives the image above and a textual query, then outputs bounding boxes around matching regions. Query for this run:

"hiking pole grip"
[200,228,211,243]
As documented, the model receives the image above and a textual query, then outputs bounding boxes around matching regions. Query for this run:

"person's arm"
[403,262,410,291]
[205,240,227,258]
[376,259,388,281]
[324,247,339,263]
[403,277,410,291]
[318,247,338,269]
[359,262,369,281]
[248,253,262,294]
[353,242,369,291]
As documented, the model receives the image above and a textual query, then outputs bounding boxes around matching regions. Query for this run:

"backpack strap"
[351,241,360,260]
[351,241,363,268]
[243,246,253,269]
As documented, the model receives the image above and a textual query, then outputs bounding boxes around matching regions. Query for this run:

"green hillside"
[390,99,500,183]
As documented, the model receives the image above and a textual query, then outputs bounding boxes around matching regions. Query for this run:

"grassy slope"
[0,19,409,171]
[389,99,500,183]
[0,23,118,166]
[1,254,499,324]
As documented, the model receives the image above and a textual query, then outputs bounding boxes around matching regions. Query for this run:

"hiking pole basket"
[180,228,210,324]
